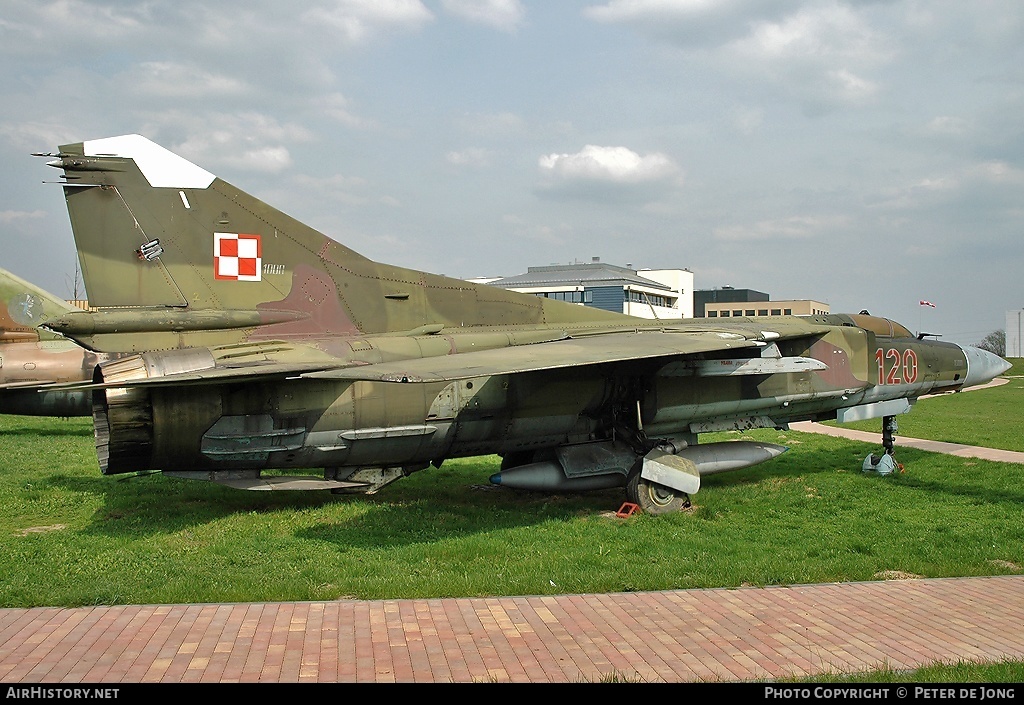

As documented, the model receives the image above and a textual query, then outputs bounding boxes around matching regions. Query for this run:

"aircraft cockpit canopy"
[847,314,913,339]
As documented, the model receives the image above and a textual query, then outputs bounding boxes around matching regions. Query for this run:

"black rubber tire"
[626,473,689,515]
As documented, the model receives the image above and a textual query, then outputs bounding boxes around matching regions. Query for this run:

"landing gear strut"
[862,414,904,475]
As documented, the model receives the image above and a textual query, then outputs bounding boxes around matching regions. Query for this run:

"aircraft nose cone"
[960,345,1012,388]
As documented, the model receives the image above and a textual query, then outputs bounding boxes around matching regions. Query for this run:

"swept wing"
[70,324,832,390]
[303,329,803,384]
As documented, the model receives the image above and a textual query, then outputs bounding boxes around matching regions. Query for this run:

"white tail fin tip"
[82,134,215,189]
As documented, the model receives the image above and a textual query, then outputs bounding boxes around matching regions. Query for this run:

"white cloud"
[869,175,958,212]
[125,62,251,99]
[584,0,796,45]
[291,173,372,206]
[456,112,527,137]
[538,145,678,183]
[0,122,78,152]
[144,113,315,174]
[447,148,493,167]
[914,177,958,192]
[501,214,576,246]
[735,4,889,64]
[967,160,1024,185]
[587,0,744,23]
[227,145,293,173]
[181,138,293,174]
[713,215,849,241]
[301,0,434,44]
[730,106,764,135]
[0,210,46,224]
[313,93,373,129]
[37,0,146,38]
[442,0,525,32]
[705,4,892,109]
[827,68,878,102]
[588,1,890,107]
[925,116,969,136]
[0,1,433,58]
[872,161,1024,212]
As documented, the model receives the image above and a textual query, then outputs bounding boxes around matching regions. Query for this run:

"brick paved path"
[2,575,1022,683]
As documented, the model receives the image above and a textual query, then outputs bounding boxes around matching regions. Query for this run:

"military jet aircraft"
[0,266,116,416]
[35,135,1011,513]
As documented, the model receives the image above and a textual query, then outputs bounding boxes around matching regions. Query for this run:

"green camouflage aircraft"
[34,135,1010,513]
[0,266,118,416]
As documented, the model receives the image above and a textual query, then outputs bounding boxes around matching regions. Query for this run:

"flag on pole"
[919,300,936,308]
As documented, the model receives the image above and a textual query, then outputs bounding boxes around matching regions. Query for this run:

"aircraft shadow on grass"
[15,420,1021,547]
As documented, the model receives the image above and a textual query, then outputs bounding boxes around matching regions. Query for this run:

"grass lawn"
[1,390,1021,608]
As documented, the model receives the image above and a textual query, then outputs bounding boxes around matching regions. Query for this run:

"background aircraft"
[0,266,116,416]
[36,135,1010,513]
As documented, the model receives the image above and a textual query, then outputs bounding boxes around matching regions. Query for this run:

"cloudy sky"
[2,0,1021,346]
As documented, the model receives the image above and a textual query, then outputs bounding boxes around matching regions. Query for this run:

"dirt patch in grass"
[15,524,67,537]
[874,570,924,580]
[988,559,1022,571]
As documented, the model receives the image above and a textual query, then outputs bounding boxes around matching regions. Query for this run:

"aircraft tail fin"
[47,135,627,350]
[0,266,77,342]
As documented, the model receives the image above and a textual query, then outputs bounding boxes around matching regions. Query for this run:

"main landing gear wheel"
[626,473,690,515]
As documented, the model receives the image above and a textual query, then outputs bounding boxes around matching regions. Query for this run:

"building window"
[771,309,781,315]
[536,290,592,303]
[721,310,730,317]
[733,310,742,317]
[745,309,755,316]
[708,310,718,317]
[627,290,674,308]
[784,308,792,315]
[758,309,768,316]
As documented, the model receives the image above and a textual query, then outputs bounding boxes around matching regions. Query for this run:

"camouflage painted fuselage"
[37,135,1010,499]
[92,313,975,477]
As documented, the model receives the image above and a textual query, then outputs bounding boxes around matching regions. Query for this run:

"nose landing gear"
[863,415,905,475]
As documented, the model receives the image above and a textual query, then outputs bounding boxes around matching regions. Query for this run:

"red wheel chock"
[616,502,640,518]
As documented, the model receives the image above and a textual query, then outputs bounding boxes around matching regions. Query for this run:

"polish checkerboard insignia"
[214,233,262,281]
